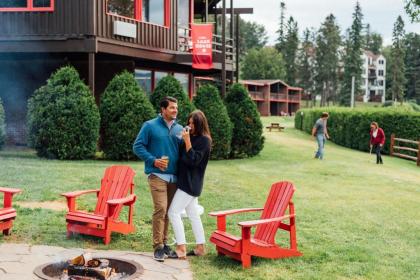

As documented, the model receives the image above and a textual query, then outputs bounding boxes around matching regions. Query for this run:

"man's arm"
[133,123,156,167]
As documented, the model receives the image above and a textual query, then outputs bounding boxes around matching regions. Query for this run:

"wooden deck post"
[417,139,420,166]
[88,52,95,96]
[390,133,395,157]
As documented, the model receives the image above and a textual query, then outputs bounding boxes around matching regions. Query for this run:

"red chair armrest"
[0,187,22,194]
[61,189,99,198]
[238,214,295,228]
[209,208,264,217]
[107,194,136,206]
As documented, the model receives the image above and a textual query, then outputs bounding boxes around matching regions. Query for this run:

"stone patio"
[0,243,193,280]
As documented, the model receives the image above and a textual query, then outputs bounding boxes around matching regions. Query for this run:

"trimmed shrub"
[193,84,233,159]
[0,98,5,149]
[100,71,155,160]
[225,83,264,158]
[150,75,195,125]
[27,66,100,159]
[295,107,420,154]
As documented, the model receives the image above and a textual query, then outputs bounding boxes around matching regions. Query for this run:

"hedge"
[27,66,100,159]
[100,71,155,160]
[193,84,233,159]
[0,98,5,149]
[295,107,420,154]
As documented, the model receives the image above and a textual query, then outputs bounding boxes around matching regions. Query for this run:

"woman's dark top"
[177,135,211,197]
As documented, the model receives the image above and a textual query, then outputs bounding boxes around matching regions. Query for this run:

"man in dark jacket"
[133,96,183,262]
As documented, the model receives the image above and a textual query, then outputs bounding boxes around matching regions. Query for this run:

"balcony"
[270,93,287,101]
[288,94,300,102]
[249,91,264,101]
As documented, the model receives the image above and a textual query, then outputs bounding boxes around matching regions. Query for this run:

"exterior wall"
[360,52,386,103]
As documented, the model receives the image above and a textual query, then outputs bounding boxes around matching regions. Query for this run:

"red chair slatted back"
[254,181,295,244]
[94,166,135,220]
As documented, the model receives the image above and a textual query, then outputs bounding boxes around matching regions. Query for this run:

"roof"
[241,79,302,91]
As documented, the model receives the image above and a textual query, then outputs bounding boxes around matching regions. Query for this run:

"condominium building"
[361,50,386,103]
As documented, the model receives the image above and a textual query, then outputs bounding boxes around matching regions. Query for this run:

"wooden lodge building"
[242,80,302,116]
[0,0,237,145]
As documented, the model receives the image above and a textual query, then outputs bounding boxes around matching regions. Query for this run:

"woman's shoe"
[186,249,206,257]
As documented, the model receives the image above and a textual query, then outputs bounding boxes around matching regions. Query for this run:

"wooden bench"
[266,123,285,132]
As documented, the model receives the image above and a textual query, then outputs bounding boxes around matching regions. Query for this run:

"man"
[133,96,183,262]
[312,112,330,160]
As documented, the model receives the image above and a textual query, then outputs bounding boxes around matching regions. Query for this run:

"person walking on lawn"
[168,110,211,259]
[133,96,183,262]
[370,121,385,164]
[312,112,330,160]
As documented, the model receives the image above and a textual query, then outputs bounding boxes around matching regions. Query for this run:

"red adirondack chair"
[209,181,302,268]
[0,187,22,235]
[61,165,136,244]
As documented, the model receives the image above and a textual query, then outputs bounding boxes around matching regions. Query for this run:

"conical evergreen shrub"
[100,71,155,160]
[0,98,5,149]
[225,83,264,158]
[193,84,232,159]
[150,75,194,125]
[27,66,100,159]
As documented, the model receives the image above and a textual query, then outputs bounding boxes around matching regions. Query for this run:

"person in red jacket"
[370,122,385,164]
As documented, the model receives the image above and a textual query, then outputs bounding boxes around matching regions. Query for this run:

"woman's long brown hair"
[187,110,212,143]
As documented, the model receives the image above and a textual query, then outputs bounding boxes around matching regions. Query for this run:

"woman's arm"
[181,137,211,167]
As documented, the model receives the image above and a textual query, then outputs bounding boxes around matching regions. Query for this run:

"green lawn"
[1,117,419,279]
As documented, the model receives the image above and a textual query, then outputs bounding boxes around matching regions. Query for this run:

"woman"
[370,122,385,164]
[168,110,211,259]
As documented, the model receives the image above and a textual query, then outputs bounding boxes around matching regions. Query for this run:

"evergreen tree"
[193,84,233,159]
[297,28,315,105]
[390,16,407,103]
[340,1,364,106]
[100,71,155,160]
[283,16,299,85]
[314,14,341,106]
[404,0,420,22]
[275,1,287,52]
[241,47,286,80]
[150,75,195,125]
[404,32,420,103]
[225,84,264,158]
[363,24,383,54]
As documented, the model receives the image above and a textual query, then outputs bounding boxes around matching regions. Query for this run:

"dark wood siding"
[0,0,94,38]
[97,0,177,51]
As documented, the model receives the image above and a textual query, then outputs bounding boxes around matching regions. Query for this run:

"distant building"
[360,50,386,103]
[241,80,301,116]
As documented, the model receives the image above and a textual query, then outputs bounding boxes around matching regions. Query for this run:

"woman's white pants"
[168,189,205,245]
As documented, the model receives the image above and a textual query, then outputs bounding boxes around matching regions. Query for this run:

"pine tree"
[390,16,407,103]
[403,32,420,103]
[275,1,287,52]
[283,16,299,85]
[340,1,364,106]
[297,28,315,106]
[314,14,341,106]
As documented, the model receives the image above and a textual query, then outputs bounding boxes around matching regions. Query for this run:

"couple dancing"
[133,96,211,261]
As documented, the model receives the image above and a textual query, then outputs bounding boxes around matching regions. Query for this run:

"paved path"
[0,243,193,280]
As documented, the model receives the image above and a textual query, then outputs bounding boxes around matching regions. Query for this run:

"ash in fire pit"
[33,254,143,280]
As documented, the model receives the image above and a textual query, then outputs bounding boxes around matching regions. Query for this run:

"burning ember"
[34,254,143,280]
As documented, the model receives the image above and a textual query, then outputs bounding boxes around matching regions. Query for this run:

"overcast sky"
[227,0,419,46]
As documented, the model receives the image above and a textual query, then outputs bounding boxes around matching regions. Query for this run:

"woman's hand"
[182,128,192,152]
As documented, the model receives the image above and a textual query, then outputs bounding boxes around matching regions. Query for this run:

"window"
[378,90,384,96]
[174,73,189,95]
[154,71,169,88]
[378,70,384,76]
[135,69,152,97]
[178,0,189,29]
[0,0,54,11]
[108,0,135,18]
[107,0,170,26]
[142,0,169,26]
[378,80,384,86]
[378,60,384,65]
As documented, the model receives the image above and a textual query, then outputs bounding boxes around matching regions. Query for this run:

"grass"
[1,117,419,279]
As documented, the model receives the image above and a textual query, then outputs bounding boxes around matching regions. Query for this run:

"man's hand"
[154,159,167,171]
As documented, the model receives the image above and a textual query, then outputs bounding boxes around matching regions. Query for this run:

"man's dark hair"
[160,96,178,109]
[321,112,329,118]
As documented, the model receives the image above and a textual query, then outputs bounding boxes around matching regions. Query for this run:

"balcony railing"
[270,93,287,100]
[178,26,234,63]
[288,94,300,101]
[249,91,264,100]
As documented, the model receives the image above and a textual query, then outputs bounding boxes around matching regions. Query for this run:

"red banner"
[191,24,213,70]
